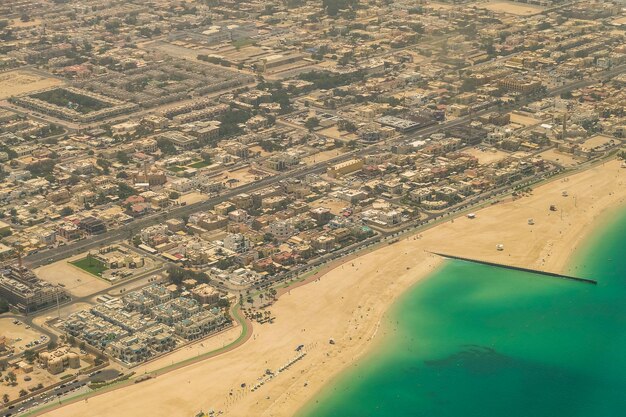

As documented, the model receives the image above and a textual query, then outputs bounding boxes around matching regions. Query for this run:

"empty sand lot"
[317,126,358,142]
[510,112,542,126]
[178,191,209,205]
[224,167,269,186]
[310,197,349,215]
[464,147,511,165]
[478,0,545,15]
[301,148,343,165]
[34,254,110,298]
[33,302,94,325]
[582,134,616,149]
[0,317,45,352]
[0,70,63,99]
[539,148,582,167]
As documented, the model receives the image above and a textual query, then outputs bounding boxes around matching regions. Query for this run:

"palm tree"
[2,393,9,403]
[6,371,17,385]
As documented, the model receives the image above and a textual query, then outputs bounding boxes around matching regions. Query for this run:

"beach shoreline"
[296,161,626,417]
[37,159,626,417]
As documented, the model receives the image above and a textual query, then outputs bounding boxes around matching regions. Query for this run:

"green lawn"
[31,89,108,114]
[70,256,108,276]
[189,160,211,169]
[168,166,186,172]
[233,38,256,49]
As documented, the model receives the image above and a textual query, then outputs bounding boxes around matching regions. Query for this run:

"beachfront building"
[174,310,227,341]
[62,285,228,365]
[106,334,151,364]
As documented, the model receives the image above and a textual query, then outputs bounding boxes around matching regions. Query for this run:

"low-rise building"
[39,348,81,375]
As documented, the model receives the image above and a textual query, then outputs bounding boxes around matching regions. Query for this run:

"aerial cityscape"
[0,0,625,416]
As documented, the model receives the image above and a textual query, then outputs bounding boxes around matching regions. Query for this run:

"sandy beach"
[39,159,626,417]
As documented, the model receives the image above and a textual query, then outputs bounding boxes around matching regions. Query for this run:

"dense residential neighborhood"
[1,0,626,416]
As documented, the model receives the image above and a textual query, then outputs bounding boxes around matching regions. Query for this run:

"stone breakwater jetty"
[430,252,597,285]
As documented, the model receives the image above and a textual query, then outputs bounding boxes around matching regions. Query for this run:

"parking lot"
[0,318,47,353]
[1,369,121,417]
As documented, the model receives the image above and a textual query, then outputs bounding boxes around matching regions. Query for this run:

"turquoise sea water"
[300,209,626,417]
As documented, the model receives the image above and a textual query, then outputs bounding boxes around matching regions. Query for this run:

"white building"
[223,233,250,253]
[169,178,194,193]
[269,220,295,240]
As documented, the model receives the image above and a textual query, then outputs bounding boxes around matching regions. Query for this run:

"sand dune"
[40,159,626,417]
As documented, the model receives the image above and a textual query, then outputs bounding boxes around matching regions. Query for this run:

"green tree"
[337,119,357,132]
[27,159,56,177]
[116,151,130,164]
[157,138,177,155]
[6,371,17,385]
[96,158,111,170]
[304,117,320,131]
[219,109,252,136]
[201,152,212,163]
[23,349,36,363]
[323,0,358,16]
[59,206,74,216]
[117,182,136,199]
[67,174,81,185]
[167,265,209,285]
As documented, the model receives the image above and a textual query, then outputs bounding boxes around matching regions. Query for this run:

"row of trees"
[323,0,360,16]
[299,70,366,90]
[197,54,245,70]
[167,265,210,285]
